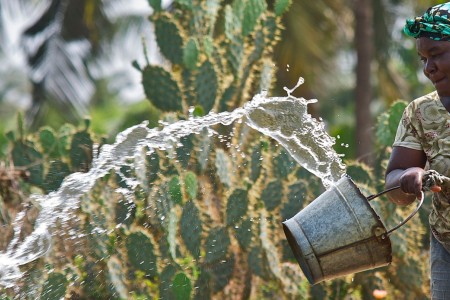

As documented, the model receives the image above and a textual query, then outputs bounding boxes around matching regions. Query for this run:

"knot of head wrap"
[404,3,450,41]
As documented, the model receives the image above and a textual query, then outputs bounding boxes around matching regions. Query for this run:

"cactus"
[242,0,267,37]
[204,226,230,264]
[183,171,198,200]
[40,273,67,300]
[180,200,202,258]
[3,1,432,299]
[280,181,307,221]
[234,217,253,249]
[376,100,407,146]
[70,127,93,172]
[195,60,218,113]
[168,175,183,205]
[126,231,158,278]
[273,149,296,179]
[274,0,292,16]
[142,65,183,112]
[43,160,70,192]
[38,127,58,158]
[115,197,136,227]
[183,37,200,69]
[11,140,44,187]
[226,188,248,226]
[260,179,283,210]
[172,272,192,300]
[153,13,185,65]
[215,148,232,187]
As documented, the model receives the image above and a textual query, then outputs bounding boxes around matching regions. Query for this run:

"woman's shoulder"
[409,91,439,107]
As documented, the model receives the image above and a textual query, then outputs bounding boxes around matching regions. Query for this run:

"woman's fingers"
[430,185,442,192]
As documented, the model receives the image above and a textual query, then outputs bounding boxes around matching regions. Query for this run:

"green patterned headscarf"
[404,3,450,41]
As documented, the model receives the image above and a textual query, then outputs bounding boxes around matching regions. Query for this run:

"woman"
[385,3,450,299]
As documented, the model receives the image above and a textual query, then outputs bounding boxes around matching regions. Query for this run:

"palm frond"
[0,0,50,108]
[21,0,94,123]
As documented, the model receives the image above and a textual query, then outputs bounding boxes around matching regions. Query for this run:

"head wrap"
[404,3,450,41]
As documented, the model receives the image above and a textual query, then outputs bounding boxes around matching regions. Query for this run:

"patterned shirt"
[393,91,450,246]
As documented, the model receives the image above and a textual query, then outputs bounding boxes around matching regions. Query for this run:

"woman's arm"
[385,146,427,205]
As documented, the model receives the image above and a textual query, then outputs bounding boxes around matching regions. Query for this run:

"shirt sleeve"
[392,107,423,151]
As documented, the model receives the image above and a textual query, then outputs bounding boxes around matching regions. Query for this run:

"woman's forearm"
[385,168,423,205]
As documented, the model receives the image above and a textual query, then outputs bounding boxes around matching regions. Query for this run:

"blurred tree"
[354,0,373,164]
[0,0,165,130]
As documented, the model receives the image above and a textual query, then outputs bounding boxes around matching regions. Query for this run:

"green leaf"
[175,0,192,9]
[203,36,214,58]
[250,143,262,182]
[248,247,268,278]
[183,38,199,69]
[172,272,192,300]
[16,112,24,140]
[388,100,408,139]
[376,100,407,147]
[154,14,184,64]
[142,65,183,112]
[215,149,232,187]
[126,231,158,277]
[176,135,194,168]
[193,271,211,299]
[146,150,160,183]
[70,130,93,171]
[260,179,283,210]
[219,84,236,112]
[204,227,230,263]
[274,0,292,16]
[12,141,44,187]
[115,199,136,227]
[195,60,218,113]
[224,5,240,40]
[43,160,70,192]
[106,256,128,299]
[57,123,75,157]
[39,127,58,157]
[208,255,235,292]
[242,0,267,36]
[226,189,248,226]
[160,265,178,299]
[346,162,373,186]
[169,176,183,205]
[180,201,202,257]
[147,0,161,11]
[234,218,253,249]
[281,181,307,221]
[41,273,67,300]
[184,171,198,200]
[273,149,296,178]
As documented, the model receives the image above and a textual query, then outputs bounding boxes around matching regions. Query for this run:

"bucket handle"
[366,186,424,236]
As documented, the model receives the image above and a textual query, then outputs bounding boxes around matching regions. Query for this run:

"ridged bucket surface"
[282,176,392,285]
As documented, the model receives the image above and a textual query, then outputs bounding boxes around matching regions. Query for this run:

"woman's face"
[417,37,450,96]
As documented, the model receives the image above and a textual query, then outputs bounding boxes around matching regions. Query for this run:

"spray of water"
[0,78,345,288]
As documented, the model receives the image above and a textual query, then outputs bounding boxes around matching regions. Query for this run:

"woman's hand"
[398,167,426,199]
[385,146,427,205]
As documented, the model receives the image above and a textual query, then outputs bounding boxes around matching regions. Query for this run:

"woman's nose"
[424,59,437,75]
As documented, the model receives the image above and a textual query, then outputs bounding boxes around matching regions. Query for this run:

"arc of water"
[0,79,345,287]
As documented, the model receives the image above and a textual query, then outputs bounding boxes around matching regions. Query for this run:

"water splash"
[0,77,345,287]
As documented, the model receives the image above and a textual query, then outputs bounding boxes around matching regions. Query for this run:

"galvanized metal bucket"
[282,175,423,285]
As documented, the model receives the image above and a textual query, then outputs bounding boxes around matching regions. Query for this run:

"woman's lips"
[433,77,446,86]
